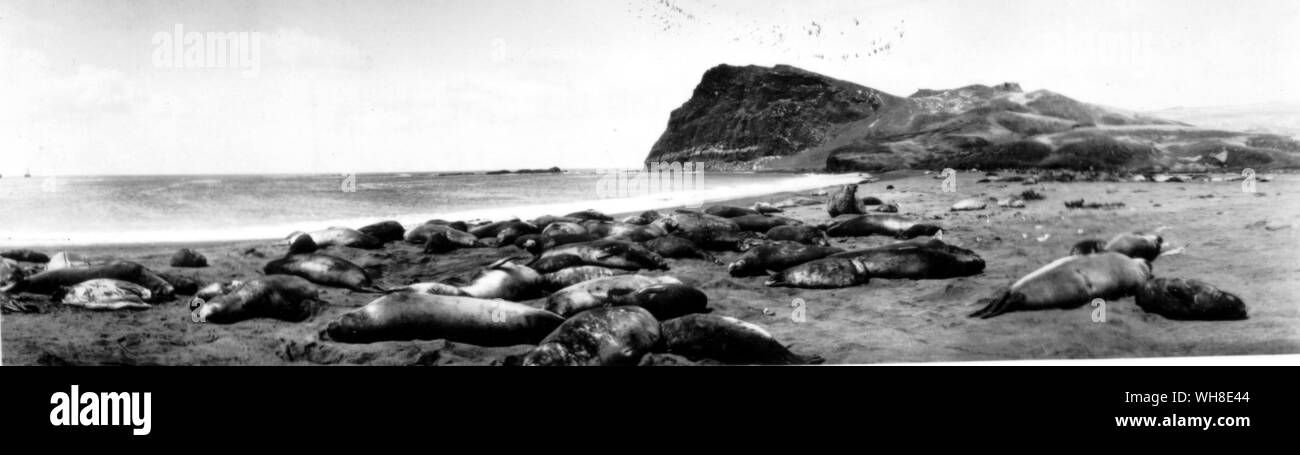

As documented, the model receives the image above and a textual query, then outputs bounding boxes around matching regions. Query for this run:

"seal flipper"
[969,289,1021,319]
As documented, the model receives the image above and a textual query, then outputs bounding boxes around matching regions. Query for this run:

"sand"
[3,172,1298,365]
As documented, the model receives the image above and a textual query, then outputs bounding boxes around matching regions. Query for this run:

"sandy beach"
[3,171,1298,365]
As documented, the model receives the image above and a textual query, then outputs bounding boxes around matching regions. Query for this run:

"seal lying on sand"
[765,257,869,289]
[457,258,543,301]
[196,280,244,301]
[583,220,670,242]
[0,249,49,263]
[829,239,985,279]
[287,227,382,249]
[538,240,667,271]
[358,220,405,243]
[825,215,942,239]
[321,292,563,345]
[0,258,25,290]
[1071,232,1163,262]
[705,205,759,218]
[545,274,682,317]
[731,214,800,233]
[969,252,1152,319]
[405,222,475,246]
[397,282,467,296]
[659,314,823,365]
[542,266,629,292]
[657,210,738,233]
[53,279,155,310]
[643,236,719,263]
[516,233,600,255]
[8,261,175,299]
[1136,278,1247,320]
[528,254,587,274]
[728,242,844,277]
[521,306,661,366]
[264,254,387,292]
[565,210,613,222]
[765,225,829,246]
[826,184,866,217]
[607,283,708,320]
[190,275,322,323]
[670,227,755,252]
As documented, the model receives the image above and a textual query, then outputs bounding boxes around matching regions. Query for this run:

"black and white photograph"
[1,0,1297,369]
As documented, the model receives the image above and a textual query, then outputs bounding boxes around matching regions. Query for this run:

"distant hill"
[1151,102,1300,139]
[645,64,1300,172]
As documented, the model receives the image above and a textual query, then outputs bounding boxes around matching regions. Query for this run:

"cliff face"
[647,64,1300,172]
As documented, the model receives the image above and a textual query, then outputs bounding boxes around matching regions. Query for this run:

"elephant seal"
[643,236,719,263]
[457,258,543,301]
[765,225,829,246]
[660,314,823,365]
[426,219,470,232]
[607,283,708,320]
[826,215,943,239]
[470,220,535,240]
[750,202,783,214]
[969,252,1152,318]
[8,261,175,299]
[538,240,667,271]
[826,184,866,217]
[545,274,682,317]
[829,239,985,279]
[494,222,541,245]
[170,248,208,267]
[190,275,322,324]
[1135,278,1247,320]
[765,257,869,289]
[531,215,582,228]
[399,282,467,296]
[358,220,405,243]
[587,220,671,242]
[517,233,601,256]
[541,221,588,237]
[861,196,884,206]
[195,280,244,301]
[0,249,49,263]
[287,227,382,249]
[156,272,200,296]
[1070,239,1108,256]
[565,210,613,222]
[287,233,319,255]
[671,227,755,252]
[320,292,563,345]
[950,198,988,211]
[773,197,821,208]
[521,306,661,366]
[1104,232,1163,262]
[0,258,25,290]
[528,254,587,274]
[405,222,475,246]
[729,242,845,277]
[705,205,759,218]
[264,254,387,292]
[542,266,629,292]
[53,279,154,310]
[731,214,800,233]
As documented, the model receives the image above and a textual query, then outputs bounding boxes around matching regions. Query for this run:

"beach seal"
[643,235,719,263]
[457,258,543,301]
[357,220,405,243]
[53,279,155,310]
[157,272,200,296]
[728,242,844,277]
[527,253,587,274]
[264,253,387,292]
[288,227,382,249]
[170,248,208,267]
[826,184,866,217]
[545,274,682,317]
[950,198,988,211]
[657,209,738,233]
[531,215,582,228]
[969,252,1152,318]
[287,233,319,255]
[565,210,613,222]
[190,275,322,324]
[1135,278,1247,320]
[542,266,630,292]
[494,222,541,245]
[538,240,667,271]
[470,220,536,240]
[195,280,244,301]
[764,257,869,289]
[521,306,661,366]
[398,282,467,296]
[0,249,49,263]
[606,283,708,320]
[0,258,25,290]
[1103,232,1163,262]
[541,221,588,237]
[731,214,800,233]
[705,205,760,218]
[765,225,829,246]
[829,239,985,279]
[320,292,563,345]
[750,202,783,214]
[8,261,175,299]
[660,314,823,365]
[406,222,475,246]
[669,227,755,252]
[826,215,942,239]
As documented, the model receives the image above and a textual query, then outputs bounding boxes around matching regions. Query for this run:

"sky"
[1,0,1297,176]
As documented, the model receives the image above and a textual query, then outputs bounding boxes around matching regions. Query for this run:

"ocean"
[0,170,858,246]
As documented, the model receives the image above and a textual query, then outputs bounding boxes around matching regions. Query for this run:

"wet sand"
[4,172,1298,365]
